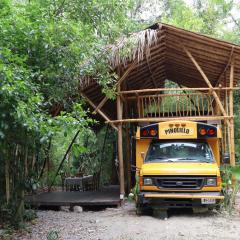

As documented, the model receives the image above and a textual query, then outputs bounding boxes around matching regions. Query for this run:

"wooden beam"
[215,47,235,87]
[106,116,231,124]
[229,58,235,166]
[80,92,118,131]
[92,59,138,114]
[120,87,239,95]
[117,84,125,203]
[182,46,227,117]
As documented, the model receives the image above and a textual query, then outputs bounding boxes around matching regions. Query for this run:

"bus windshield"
[145,141,214,163]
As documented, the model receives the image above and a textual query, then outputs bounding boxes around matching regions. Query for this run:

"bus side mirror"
[141,152,145,160]
[131,165,140,172]
[223,153,230,164]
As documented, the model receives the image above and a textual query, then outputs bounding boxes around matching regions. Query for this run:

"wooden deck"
[26,185,120,207]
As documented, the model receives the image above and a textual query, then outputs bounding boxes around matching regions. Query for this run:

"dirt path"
[14,200,240,240]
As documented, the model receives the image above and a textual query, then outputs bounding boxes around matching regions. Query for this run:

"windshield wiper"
[176,158,198,161]
[199,160,213,163]
[147,157,167,162]
[177,158,213,163]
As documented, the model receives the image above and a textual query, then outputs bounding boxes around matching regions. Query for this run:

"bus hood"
[141,162,219,176]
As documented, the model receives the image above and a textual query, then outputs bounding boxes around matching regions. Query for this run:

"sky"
[138,0,239,30]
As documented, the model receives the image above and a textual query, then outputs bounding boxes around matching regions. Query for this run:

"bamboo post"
[123,81,132,194]
[125,124,132,193]
[224,85,228,153]
[229,58,235,166]
[117,85,125,203]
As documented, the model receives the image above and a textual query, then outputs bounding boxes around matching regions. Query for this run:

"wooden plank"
[25,187,120,207]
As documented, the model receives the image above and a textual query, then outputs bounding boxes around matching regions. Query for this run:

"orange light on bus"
[208,128,216,136]
[217,176,222,186]
[199,128,207,136]
[149,129,157,136]
[142,129,148,136]
[139,176,143,189]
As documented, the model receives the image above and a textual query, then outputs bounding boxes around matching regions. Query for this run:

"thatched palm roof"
[80,23,240,121]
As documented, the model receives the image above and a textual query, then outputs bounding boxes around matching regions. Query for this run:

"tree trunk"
[5,153,10,204]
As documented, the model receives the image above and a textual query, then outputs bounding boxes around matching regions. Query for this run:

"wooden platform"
[26,186,120,207]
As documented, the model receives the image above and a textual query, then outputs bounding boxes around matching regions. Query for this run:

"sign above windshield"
[159,121,197,139]
[137,121,220,140]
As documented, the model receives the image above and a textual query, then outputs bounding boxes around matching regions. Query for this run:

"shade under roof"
[80,23,240,121]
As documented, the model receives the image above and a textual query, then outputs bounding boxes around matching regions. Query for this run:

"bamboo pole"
[224,87,228,153]
[182,46,227,117]
[107,116,231,124]
[49,130,80,191]
[125,124,132,194]
[117,85,125,203]
[229,58,235,166]
[123,81,132,194]
[5,154,10,204]
[215,47,235,87]
[126,92,209,100]
[80,92,118,131]
[120,87,239,95]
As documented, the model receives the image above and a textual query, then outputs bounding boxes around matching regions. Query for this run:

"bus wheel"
[136,206,143,216]
[152,208,168,220]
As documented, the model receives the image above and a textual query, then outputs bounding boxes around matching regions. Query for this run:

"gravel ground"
[12,197,240,240]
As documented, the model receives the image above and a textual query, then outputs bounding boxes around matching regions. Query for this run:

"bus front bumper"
[137,192,224,208]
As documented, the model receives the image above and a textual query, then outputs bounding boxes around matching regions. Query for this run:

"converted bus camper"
[135,120,225,215]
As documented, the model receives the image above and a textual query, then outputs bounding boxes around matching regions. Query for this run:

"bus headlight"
[206,178,217,186]
[143,178,153,186]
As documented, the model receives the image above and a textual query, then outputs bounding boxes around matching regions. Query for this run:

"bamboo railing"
[132,92,216,118]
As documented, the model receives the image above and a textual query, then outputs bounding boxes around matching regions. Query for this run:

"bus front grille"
[154,176,205,190]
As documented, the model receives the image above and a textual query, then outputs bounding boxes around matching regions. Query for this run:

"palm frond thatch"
[107,28,158,68]
[79,28,158,89]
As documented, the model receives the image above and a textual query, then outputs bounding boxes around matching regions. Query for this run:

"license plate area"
[201,198,216,204]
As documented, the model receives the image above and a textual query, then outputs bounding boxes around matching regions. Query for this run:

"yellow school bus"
[135,120,224,215]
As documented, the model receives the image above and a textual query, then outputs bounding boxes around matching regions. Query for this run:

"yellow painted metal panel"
[136,139,151,169]
[136,127,140,139]
[140,162,219,176]
[217,127,222,138]
[159,121,197,139]
[207,138,220,166]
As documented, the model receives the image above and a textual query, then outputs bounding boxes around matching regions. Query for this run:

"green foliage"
[0,0,137,228]
[221,165,240,214]
[47,230,59,240]
[131,173,140,198]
